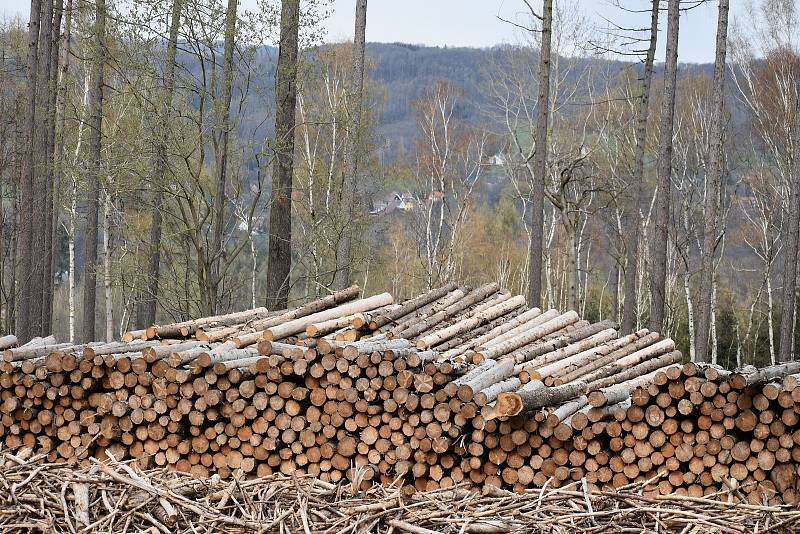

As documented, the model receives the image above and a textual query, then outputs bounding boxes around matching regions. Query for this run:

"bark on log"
[415,295,526,349]
[496,381,586,417]
[481,309,558,350]
[369,283,457,329]
[387,288,467,338]
[264,293,393,341]
[518,328,618,376]
[586,350,682,391]
[0,335,18,350]
[557,329,654,383]
[587,364,681,407]
[475,311,579,362]
[730,361,800,388]
[398,283,500,340]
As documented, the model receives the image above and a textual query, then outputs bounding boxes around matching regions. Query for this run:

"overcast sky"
[0,0,743,63]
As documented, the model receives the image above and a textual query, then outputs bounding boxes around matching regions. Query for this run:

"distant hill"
[223,43,715,168]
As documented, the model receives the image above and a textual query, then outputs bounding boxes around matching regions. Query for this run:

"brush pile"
[1,451,798,533]
[1,282,799,505]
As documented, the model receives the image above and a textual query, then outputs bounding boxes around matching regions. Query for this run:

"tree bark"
[266,0,300,309]
[205,0,238,316]
[650,0,680,333]
[16,0,42,343]
[622,0,658,334]
[527,0,552,309]
[81,0,106,342]
[778,79,800,363]
[136,0,183,328]
[695,0,729,363]
[334,0,367,290]
[42,0,62,334]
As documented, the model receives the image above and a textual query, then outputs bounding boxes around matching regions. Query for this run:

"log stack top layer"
[3,283,800,506]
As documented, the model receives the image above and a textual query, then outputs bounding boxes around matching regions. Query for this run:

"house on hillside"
[371,191,416,214]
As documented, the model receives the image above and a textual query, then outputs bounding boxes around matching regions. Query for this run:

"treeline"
[0,0,798,370]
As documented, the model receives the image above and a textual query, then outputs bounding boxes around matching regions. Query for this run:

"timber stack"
[1,282,799,505]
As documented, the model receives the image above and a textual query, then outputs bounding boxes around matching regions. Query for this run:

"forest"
[0,0,797,370]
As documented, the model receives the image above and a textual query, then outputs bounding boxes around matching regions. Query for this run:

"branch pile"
[0,452,798,533]
[1,282,799,505]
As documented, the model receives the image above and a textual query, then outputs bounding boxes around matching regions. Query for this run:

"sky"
[0,0,748,63]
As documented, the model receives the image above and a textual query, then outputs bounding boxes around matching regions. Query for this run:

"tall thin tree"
[778,78,800,363]
[41,0,63,334]
[82,0,107,342]
[206,0,238,315]
[16,0,42,343]
[333,0,367,290]
[650,0,680,333]
[695,0,729,363]
[527,0,552,309]
[266,0,300,309]
[136,0,183,328]
[622,0,658,334]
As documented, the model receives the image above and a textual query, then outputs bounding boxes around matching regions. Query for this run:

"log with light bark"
[475,311,579,363]
[415,295,526,349]
[397,283,500,340]
[263,293,393,341]
[368,283,458,330]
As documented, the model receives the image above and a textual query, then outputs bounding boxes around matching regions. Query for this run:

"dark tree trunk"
[52,0,72,329]
[622,0,658,334]
[649,0,680,334]
[16,0,42,343]
[333,0,367,290]
[81,0,106,342]
[136,0,183,328]
[695,0,729,363]
[778,78,800,363]
[30,0,54,337]
[266,0,300,309]
[205,0,237,316]
[527,0,552,309]
[41,0,63,334]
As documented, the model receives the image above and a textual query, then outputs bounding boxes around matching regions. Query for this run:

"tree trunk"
[206,0,238,316]
[42,0,62,334]
[30,0,54,337]
[334,0,367,290]
[102,185,113,342]
[81,0,106,342]
[526,0,552,309]
[53,0,72,335]
[622,0,658,335]
[16,0,42,343]
[266,0,300,309]
[136,0,182,328]
[566,224,577,311]
[778,79,800,363]
[650,0,680,333]
[695,0,729,363]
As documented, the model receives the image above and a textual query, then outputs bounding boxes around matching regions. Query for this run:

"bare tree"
[527,0,552,309]
[81,0,107,342]
[204,0,238,316]
[333,0,367,290]
[778,80,800,362]
[136,0,183,328]
[621,0,658,334]
[266,0,300,309]
[650,0,680,333]
[695,0,729,363]
[16,0,42,342]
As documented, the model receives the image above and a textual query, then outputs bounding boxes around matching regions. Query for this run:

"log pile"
[1,282,799,505]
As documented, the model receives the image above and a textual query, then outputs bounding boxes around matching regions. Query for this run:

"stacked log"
[1,283,799,505]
